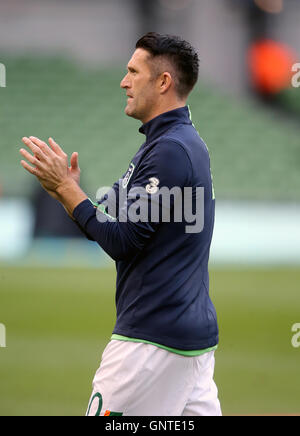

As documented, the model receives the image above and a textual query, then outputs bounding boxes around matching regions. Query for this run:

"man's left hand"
[20,136,88,217]
[20,136,72,195]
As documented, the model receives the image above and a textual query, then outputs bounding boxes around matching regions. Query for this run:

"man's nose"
[120,74,130,89]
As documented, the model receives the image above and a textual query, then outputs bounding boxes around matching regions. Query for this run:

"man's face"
[120,48,159,123]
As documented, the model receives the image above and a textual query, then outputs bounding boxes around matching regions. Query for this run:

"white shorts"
[86,340,222,416]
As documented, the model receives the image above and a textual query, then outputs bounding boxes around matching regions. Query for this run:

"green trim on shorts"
[111,334,218,357]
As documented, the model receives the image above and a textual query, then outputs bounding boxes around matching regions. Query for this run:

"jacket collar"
[139,106,192,143]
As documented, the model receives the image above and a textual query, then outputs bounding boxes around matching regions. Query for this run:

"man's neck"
[141,101,186,125]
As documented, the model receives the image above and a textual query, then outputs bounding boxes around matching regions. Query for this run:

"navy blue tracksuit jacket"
[73,106,219,351]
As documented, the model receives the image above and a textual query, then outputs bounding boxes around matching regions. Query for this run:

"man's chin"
[125,105,139,120]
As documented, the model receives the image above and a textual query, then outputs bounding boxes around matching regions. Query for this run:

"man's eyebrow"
[127,65,138,73]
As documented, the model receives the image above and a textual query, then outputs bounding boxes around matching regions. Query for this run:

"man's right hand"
[26,137,81,203]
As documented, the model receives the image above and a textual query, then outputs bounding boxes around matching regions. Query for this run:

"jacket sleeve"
[73,139,192,261]
[73,176,123,241]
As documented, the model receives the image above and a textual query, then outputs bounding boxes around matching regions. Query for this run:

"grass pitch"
[0,266,299,416]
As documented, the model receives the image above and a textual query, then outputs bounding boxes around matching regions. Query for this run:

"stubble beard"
[125,98,146,122]
[125,94,157,124]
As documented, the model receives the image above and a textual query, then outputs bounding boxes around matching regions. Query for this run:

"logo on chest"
[146,177,160,194]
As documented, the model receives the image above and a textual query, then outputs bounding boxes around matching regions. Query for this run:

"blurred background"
[0,0,299,416]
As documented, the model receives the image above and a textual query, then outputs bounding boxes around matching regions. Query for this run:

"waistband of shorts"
[111,334,218,357]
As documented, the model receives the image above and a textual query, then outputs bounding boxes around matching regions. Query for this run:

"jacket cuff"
[73,199,96,229]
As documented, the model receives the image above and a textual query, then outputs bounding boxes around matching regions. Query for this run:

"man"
[20,33,221,416]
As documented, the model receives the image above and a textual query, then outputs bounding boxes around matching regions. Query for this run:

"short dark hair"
[136,32,199,99]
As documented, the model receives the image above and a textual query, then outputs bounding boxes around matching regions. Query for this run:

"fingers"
[23,136,68,161]
[49,137,67,158]
[22,137,47,161]
[20,159,42,177]
[20,136,69,181]
[20,148,43,168]
[70,152,79,170]
[30,136,54,157]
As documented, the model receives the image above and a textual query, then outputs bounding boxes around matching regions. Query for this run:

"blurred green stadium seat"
[1,55,299,201]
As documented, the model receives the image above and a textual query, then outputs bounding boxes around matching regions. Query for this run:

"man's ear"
[159,72,173,94]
